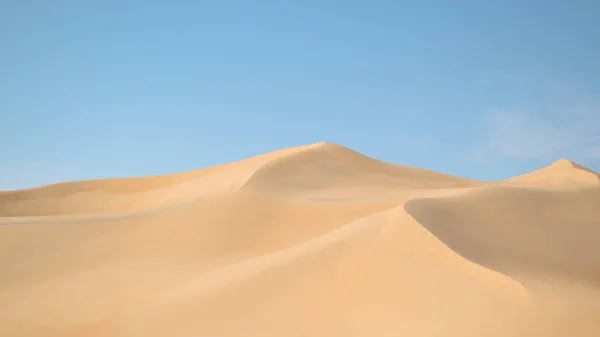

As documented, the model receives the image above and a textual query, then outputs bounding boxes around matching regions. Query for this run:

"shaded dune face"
[0,142,477,217]
[404,186,600,286]
[1,142,600,337]
[241,142,478,192]
[0,144,295,217]
[503,159,600,187]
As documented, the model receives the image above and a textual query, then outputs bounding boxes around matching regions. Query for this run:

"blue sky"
[1,1,599,190]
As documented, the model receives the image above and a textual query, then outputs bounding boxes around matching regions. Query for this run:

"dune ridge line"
[1,142,599,337]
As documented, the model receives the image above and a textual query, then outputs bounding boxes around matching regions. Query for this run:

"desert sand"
[1,142,599,337]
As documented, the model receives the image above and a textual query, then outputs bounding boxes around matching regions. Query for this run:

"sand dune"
[503,158,600,187]
[1,143,599,336]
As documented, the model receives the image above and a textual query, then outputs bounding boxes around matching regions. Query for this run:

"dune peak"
[545,158,598,175]
[504,158,599,186]
[549,158,576,168]
[312,141,335,146]
[2,142,600,337]
[306,141,345,149]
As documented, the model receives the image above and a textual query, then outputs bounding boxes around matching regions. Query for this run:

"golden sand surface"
[1,142,599,336]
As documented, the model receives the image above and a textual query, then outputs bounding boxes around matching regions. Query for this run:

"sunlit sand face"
[1,142,599,337]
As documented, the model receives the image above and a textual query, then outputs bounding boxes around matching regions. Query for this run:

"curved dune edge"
[0,144,303,218]
[0,142,479,218]
[402,185,600,337]
[502,158,600,187]
[2,142,597,218]
[404,185,600,286]
[1,142,600,336]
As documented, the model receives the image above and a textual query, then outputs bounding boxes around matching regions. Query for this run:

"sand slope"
[502,158,600,187]
[1,142,599,337]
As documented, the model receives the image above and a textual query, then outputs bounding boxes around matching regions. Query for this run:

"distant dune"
[1,142,599,337]
[503,158,600,187]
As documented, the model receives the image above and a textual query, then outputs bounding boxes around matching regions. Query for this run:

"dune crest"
[1,143,599,337]
[0,142,476,217]
[503,158,600,187]
[241,142,479,192]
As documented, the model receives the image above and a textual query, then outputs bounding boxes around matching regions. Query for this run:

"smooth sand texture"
[1,142,599,337]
